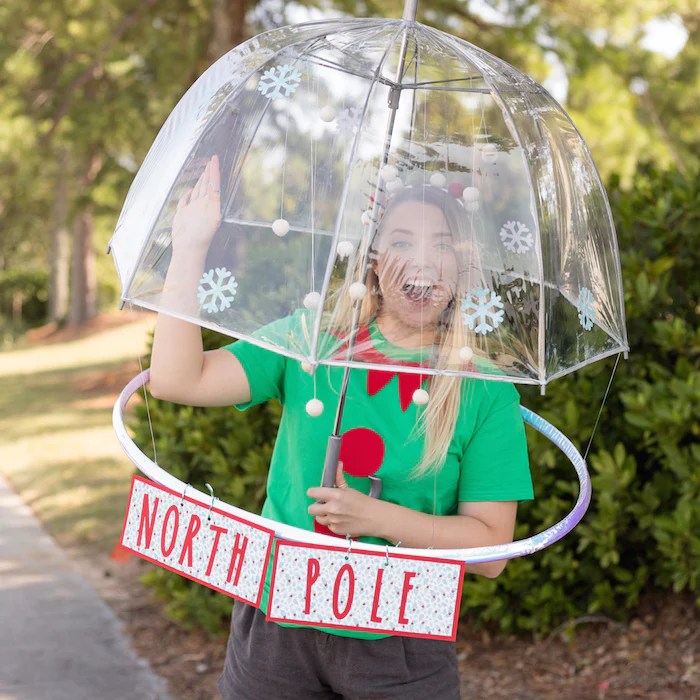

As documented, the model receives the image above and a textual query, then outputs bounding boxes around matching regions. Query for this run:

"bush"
[0,267,49,323]
[132,329,280,634]
[131,163,699,636]
[0,268,50,347]
[462,163,699,634]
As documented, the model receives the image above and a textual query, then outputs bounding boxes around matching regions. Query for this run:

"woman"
[150,156,533,699]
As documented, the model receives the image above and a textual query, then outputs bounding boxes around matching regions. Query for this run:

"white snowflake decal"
[336,107,362,136]
[257,64,302,100]
[198,267,239,314]
[577,287,596,331]
[500,220,534,254]
[461,287,505,335]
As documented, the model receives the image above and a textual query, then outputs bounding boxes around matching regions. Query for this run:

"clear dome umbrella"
[110,9,628,385]
[109,0,628,560]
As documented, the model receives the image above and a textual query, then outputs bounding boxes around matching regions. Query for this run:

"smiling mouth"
[402,279,436,303]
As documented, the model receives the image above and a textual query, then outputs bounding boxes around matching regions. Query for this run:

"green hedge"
[132,163,699,636]
[132,337,281,632]
[0,268,50,347]
[0,267,49,322]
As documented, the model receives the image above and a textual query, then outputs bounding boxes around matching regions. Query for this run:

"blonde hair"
[325,184,482,477]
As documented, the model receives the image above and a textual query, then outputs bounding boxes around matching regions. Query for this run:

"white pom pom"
[320,105,336,122]
[337,241,354,259]
[385,178,404,193]
[348,282,367,301]
[303,291,322,310]
[301,361,314,374]
[481,143,497,155]
[379,164,398,182]
[305,398,324,417]
[272,218,290,236]
[465,201,480,213]
[430,173,446,188]
[361,210,373,226]
[462,187,480,203]
[459,346,474,362]
[412,388,430,405]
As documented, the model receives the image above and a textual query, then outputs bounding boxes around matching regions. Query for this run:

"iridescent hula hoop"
[113,370,591,564]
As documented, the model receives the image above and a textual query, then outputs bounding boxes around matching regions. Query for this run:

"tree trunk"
[49,147,71,322]
[12,290,23,322]
[69,150,102,325]
[208,0,248,62]
[0,196,5,272]
[70,209,97,324]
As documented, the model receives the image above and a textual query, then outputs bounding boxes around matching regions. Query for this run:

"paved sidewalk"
[0,474,172,700]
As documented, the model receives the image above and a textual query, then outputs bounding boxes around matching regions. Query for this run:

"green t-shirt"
[223,312,533,638]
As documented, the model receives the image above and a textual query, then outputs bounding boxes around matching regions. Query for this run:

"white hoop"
[113,370,591,563]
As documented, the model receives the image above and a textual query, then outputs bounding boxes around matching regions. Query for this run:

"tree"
[0,0,696,330]
[49,147,70,322]
[209,0,250,61]
[0,0,211,325]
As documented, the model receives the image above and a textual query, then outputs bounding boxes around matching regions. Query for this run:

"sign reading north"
[267,540,465,640]
[120,475,274,607]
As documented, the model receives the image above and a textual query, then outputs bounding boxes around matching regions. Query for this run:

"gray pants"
[218,602,461,699]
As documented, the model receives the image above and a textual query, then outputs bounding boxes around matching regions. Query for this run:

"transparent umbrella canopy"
[110,4,628,560]
[109,13,628,388]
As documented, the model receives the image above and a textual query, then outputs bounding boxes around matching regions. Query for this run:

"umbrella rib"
[410,76,489,87]
[300,54,376,81]
[315,25,409,440]
[410,85,492,93]
[300,56,492,92]
[298,22,403,82]
[449,36,550,385]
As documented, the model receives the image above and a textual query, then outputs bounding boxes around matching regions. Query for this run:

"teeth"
[404,279,433,288]
[402,279,436,302]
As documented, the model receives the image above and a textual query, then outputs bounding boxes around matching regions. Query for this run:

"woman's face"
[373,200,459,333]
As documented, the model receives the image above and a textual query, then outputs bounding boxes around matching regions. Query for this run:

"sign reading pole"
[267,540,465,640]
[120,475,274,607]
[120,477,467,640]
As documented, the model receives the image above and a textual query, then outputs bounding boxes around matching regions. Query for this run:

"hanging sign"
[120,475,274,607]
[267,540,465,641]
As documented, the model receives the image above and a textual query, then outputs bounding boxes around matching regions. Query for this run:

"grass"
[0,315,155,557]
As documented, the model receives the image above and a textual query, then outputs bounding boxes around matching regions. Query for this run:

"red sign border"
[120,474,275,608]
[266,539,466,641]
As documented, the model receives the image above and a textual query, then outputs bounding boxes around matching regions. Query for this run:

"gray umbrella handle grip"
[321,435,342,488]
[321,435,383,500]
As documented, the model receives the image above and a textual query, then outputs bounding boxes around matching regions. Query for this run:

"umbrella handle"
[321,435,383,499]
[321,435,342,488]
[368,476,383,499]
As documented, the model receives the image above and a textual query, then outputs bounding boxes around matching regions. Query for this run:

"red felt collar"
[336,325,428,412]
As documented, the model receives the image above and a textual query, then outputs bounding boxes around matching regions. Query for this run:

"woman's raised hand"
[171,155,222,254]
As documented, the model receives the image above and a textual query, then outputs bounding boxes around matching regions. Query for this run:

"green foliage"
[1,1,697,326]
[0,0,213,323]
[0,268,49,341]
[131,164,699,636]
[462,163,700,634]
[0,268,49,327]
[130,329,280,635]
